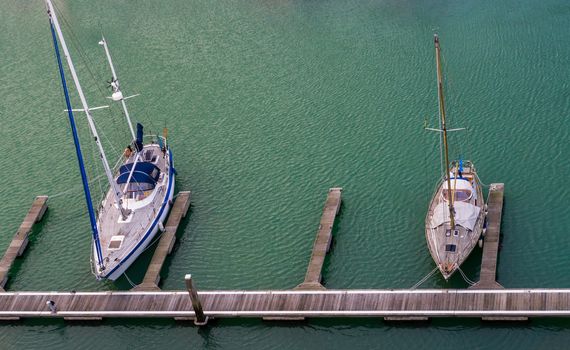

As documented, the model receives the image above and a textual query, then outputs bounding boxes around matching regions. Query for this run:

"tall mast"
[45,0,130,220]
[434,34,455,229]
[45,1,104,269]
[98,37,136,141]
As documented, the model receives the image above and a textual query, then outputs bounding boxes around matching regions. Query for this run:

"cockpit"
[116,162,161,201]
[441,178,473,202]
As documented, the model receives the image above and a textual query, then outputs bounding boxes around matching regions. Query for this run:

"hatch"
[108,235,125,250]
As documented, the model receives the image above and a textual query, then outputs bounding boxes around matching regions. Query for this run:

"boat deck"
[98,145,172,276]
[425,164,485,278]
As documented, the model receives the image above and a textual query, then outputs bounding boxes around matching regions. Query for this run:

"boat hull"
[425,161,486,280]
[93,146,175,281]
[103,171,175,281]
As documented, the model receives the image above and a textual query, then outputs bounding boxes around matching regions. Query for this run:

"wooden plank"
[471,184,504,289]
[0,196,48,290]
[384,316,429,322]
[482,316,529,322]
[296,188,342,290]
[1,289,570,320]
[64,317,103,321]
[134,192,191,291]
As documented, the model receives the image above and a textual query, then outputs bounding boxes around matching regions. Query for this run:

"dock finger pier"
[2,185,566,325]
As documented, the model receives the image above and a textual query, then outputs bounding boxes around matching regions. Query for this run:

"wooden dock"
[296,188,342,290]
[134,191,192,291]
[471,183,504,290]
[0,196,48,291]
[3,288,570,320]
[1,185,547,325]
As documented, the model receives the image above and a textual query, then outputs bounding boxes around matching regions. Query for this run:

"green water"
[1,0,570,348]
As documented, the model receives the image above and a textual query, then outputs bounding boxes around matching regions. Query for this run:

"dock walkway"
[2,288,570,320]
[0,196,48,291]
[0,185,541,324]
[471,183,504,289]
[296,188,342,290]
[135,191,191,291]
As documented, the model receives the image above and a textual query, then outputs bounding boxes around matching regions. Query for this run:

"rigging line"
[123,271,138,289]
[440,43,467,162]
[85,119,105,199]
[438,112,444,180]
[57,1,146,146]
[53,3,127,155]
[457,266,476,286]
[48,173,107,200]
[410,266,439,290]
[112,154,124,172]
[475,171,490,188]
[54,5,111,104]
[139,228,166,255]
[95,120,120,155]
[54,4,111,107]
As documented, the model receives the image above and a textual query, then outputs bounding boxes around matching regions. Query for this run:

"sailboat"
[46,0,175,281]
[425,34,486,280]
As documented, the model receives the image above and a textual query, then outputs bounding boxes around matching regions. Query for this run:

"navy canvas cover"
[117,161,160,184]
[135,123,144,152]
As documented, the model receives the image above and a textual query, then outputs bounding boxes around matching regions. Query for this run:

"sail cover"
[135,123,144,152]
[431,201,481,231]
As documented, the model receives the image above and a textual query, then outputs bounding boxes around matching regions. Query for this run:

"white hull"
[93,145,175,280]
[103,172,175,281]
[425,161,485,280]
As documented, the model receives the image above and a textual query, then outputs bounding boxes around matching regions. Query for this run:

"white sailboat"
[425,35,486,280]
[46,0,175,281]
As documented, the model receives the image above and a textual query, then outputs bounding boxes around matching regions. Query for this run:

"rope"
[139,231,165,255]
[123,271,138,289]
[48,173,107,199]
[457,266,476,286]
[410,266,439,290]
[475,172,490,188]
[53,2,128,158]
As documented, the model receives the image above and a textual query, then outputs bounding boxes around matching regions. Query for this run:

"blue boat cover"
[117,162,160,184]
[135,123,144,152]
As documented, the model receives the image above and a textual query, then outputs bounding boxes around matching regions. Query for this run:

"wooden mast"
[434,34,455,229]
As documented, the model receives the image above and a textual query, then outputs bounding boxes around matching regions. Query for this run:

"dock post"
[185,274,208,326]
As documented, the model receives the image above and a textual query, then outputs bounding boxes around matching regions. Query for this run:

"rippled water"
[1,0,570,348]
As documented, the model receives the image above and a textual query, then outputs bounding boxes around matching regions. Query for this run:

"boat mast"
[45,0,130,221]
[434,34,455,229]
[45,0,104,269]
[98,37,136,141]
